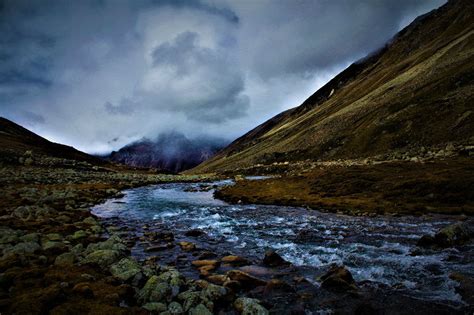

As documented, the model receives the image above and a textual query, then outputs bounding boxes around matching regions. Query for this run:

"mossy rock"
[110,258,142,281]
[81,249,122,269]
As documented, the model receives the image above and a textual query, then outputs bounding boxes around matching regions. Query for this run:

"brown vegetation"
[215,158,474,215]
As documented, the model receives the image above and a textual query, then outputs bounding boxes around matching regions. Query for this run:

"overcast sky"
[0,0,446,154]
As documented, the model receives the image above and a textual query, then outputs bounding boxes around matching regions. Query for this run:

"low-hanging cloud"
[0,0,446,153]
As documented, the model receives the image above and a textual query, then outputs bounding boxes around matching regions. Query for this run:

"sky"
[0,0,446,154]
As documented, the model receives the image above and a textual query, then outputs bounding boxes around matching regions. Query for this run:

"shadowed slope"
[0,117,105,165]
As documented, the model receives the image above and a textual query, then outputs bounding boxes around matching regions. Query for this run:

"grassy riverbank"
[214,157,474,216]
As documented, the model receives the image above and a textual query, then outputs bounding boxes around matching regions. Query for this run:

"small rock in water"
[227,270,267,290]
[192,260,220,267]
[262,250,290,267]
[417,221,473,248]
[185,229,206,237]
[178,241,196,251]
[221,255,250,266]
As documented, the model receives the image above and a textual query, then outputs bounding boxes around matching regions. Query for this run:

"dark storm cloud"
[221,0,446,79]
[149,31,248,122]
[0,0,446,153]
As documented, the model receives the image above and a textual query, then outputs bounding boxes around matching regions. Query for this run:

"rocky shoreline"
[1,160,258,314]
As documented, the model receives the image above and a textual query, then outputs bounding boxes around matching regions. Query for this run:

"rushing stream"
[92,180,473,309]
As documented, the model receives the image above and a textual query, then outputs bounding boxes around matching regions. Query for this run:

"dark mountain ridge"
[0,117,105,165]
[106,132,227,173]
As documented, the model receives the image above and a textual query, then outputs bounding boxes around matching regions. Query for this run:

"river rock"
[178,241,196,251]
[145,244,170,252]
[185,229,206,237]
[138,275,172,303]
[158,269,185,290]
[178,290,202,311]
[20,233,40,243]
[192,260,220,268]
[81,249,122,269]
[189,304,213,315]
[198,265,217,277]
[201,282,228,302]
[221,255,250,266]
[320,265,357,292]
[72,230,88,240]
[234,297,269,315]
[109,258,142,282]
[9,241,41,255]
[418,222,473,248]
[450,272,474,305]
[262,250,289,267]
[143,302,167,313]
[45,233,63,242]
[85,235,128,254]
[206,274,229,285]
[83,216,99,225]
[168,301,184,314]
[227,270,267,290]
[54,252,76,266]
[263,279,295,297]
[42,241,67,252]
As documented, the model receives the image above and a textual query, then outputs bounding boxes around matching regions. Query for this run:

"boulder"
[434,222,473,247]
[221,255,250,266]
[138,275,172,303]
[168,301,184,314]
[42,241,67,252]
[418,222,473,248]
[234,297,269,315]
[158,269,185,289]
[54,252,76,266]
[192,260,220,268]
[84,235,128,254]
[178,241,196,251]
[8,241,41,255]
[83,217,99,225]
[198,265,217,277]
[81,249,122,269]
[189,304,213,315]
[143,302,167,313]
[262,250,289,267]
[72,230,88,240]
[178,290,202,311]
[109,258,142,282]
[20,233,40,243]
[206,274,229,285]
[227,270,267,290]
[320,265,357,292]
[185,229,206,237]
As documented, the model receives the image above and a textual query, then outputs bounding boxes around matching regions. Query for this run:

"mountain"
[105,132,227,173]
[192,0,474,174]
[0,117,105,165]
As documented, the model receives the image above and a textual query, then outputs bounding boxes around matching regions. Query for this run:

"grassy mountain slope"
[193,0,474,174]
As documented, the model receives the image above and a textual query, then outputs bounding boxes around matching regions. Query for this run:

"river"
[92,179,473,312]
